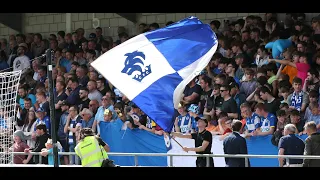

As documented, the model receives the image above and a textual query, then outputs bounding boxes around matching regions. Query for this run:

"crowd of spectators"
[2,13,320,166]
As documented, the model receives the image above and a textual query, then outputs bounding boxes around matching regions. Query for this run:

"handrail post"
[245,157,248,167]
[206,155,210,167]
[285,157,290,167]
[134,155,138,166]
[169,155,173,167]
[39,154,42,164]
[75,155,79,165]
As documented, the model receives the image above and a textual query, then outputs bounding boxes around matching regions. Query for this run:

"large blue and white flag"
[91,16,218,132]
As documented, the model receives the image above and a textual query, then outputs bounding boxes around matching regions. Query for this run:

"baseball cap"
[18,43,28,49]
[60,100,70,106]
[36,107,45,113]
[188,104,199,114]
[195,116,208,125]
[89,33,96,39]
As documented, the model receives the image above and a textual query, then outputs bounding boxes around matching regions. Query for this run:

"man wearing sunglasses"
[78,87,90,112]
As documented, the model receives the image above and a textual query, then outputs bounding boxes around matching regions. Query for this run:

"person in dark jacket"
[0,50,9,72]
[223,120,249,167]
[23,124,50,164]
[303,121,320,167]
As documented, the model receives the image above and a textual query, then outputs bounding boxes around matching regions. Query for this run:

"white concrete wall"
[0,13,319,42]
[0,24,19,40]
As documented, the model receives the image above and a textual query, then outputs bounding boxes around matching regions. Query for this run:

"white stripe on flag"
[173,44,218,109]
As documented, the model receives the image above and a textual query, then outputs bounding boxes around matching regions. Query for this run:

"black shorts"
[196,157,214,167]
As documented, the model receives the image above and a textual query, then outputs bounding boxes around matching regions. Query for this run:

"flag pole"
[171,137,184,149]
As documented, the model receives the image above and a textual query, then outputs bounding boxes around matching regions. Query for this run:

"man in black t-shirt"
[259,86,281,116]
[305,68,320,93]
[172,117,213,167]
[199,76,213,115]
[218,84,238,119]
[78,87,90,112]
[181,78,202,109]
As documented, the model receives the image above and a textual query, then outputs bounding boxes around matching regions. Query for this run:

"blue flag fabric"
[91,16,218,132]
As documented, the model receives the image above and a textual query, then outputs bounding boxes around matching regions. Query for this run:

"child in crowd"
[290,109,305,134]
[211,112,232,135]
[276,110,289,134]
[103,109,113,123]
[279,87,290,104]
[40,139,62,165]
[305,91,320,122]
[174,102,196,134]
[10,130,29,164]
[271,110,289,146]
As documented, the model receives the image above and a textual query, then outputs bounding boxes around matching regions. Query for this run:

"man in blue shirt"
[57,101,70,165]
[65,78,81,106]
[278,124,305,167]
[34,107,51,135]
[254,103,276,136]
[240,103,261,137]
[59,50,73,72]
[79,108,94,128]
[18,85,36,109]
[92,96,117,134]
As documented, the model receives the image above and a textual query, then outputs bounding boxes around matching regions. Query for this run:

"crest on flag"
[163,133,172,150]
[121,50,152,82]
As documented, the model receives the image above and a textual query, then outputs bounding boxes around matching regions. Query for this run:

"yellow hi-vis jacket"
[75,136,108,167]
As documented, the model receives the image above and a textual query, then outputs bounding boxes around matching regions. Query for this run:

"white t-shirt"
[33,72,39,81]
[13,55,30,74]
[88,89,103,104]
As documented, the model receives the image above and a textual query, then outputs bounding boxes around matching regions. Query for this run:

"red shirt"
[13,142,29,164]
[223,128,232,135]
[155,124,163,131]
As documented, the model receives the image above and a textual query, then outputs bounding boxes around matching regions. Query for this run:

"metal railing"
[1,152,319,167]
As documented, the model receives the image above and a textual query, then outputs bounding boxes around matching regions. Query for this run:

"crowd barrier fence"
[0,152,319,167]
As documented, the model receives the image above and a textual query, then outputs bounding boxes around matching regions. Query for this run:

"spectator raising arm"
[269,59,296,68]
